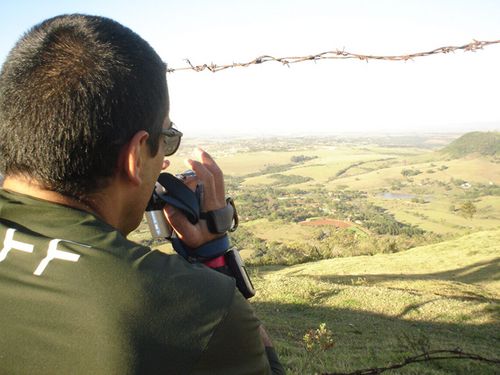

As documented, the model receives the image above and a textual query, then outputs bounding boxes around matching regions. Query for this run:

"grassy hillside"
[238,146,424,187]
[441,131,500,158]
[252,229,500,374]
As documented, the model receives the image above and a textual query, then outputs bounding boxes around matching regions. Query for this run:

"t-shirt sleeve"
[191,290,285,375]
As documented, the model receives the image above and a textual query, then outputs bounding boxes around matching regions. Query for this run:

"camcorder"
[145,171,255,299]
[145,170,197,239]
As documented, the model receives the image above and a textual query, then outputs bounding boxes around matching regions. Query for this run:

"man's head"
[0,14,168,199]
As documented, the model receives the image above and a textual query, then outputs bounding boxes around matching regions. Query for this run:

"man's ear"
[119,130,150,185]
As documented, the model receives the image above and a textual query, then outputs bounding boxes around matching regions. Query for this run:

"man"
[0,14,284,374]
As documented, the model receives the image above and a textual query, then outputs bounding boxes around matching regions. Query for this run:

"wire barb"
[166,39,500,73]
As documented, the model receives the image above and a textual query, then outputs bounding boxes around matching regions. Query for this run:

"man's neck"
[3,176,141,236]
[2,176,121,232]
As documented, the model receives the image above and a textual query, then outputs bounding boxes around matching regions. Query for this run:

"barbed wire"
[322,348,500,375]
[166,39,500,73]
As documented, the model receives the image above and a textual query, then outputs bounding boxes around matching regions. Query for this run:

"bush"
[401,169,422,177]
[303,323,335,352]
[459,201,477,219]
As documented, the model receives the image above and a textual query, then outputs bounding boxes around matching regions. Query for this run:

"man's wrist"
[171,234,230,262]
[200,197,238,234]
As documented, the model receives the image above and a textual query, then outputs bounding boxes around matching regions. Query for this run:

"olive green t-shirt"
[0,190,284,375]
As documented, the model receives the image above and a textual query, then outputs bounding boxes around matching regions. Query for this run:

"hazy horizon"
[181,122,499,139]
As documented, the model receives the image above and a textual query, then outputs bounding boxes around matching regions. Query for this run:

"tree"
[459,201,477,219]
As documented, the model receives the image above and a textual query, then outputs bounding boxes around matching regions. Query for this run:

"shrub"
[303,323,335,352]
[401,169,422,177]
[459,201,477,219]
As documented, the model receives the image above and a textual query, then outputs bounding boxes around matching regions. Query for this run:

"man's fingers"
[185,158,220,211]
[195,148,223,179]
[186,158,213,181]
[192,148,225,202]
[164,205,217,248]
[164,205,195,242]
[164,205,181,227]
[162,148,228,249]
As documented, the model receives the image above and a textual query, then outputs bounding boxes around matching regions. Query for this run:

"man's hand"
[164,148,226,248]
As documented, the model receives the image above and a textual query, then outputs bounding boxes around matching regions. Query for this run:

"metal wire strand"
[166,39,500,73]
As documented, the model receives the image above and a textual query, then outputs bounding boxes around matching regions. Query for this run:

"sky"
[0,0,499,137]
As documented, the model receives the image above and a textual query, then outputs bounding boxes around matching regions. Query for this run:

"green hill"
[441,131,500,158]
[253,229,500,374]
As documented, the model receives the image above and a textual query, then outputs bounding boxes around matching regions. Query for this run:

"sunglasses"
[161,123,183,156]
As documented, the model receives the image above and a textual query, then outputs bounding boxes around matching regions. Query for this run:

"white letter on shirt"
[0,228,34,262]
[33,239,81,276]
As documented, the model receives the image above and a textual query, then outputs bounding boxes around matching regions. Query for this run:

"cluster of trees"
[269,173,312,186]
[463,183,500,199]
[230,225,440,266]
[245,155,319,180]
[327,192,424,236]
[234,187,324,223]
[291,155,318,163]
[233,186,425,236]
[245,163,293,177]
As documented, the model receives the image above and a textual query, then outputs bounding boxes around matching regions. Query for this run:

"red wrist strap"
[203,255,227,268]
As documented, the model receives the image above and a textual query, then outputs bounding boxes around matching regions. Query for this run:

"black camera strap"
[154,173,237,235]
[156,173,200,224]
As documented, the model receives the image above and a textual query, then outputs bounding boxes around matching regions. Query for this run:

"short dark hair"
[0,14,168,197]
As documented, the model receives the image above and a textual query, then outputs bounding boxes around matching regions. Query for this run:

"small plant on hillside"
[303,323,335,352]
[385,240,398,253]
[450,177,467,187]
[459,201,477,219]
[411,197,427,204]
